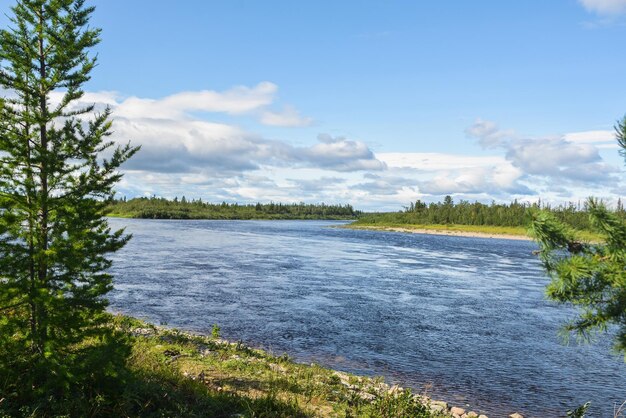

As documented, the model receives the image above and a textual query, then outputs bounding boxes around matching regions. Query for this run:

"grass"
[106,213,135,218]
[0,315,450,417]
[115,316,452,417]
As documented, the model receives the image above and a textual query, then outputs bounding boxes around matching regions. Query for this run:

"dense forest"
[108,195,626,231]
[354,196,626,231]
[108,196,360,219]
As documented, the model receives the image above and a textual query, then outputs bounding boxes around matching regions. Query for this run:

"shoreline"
[344,224,532,241]
[121,316,521,418]
[106,214,356,221]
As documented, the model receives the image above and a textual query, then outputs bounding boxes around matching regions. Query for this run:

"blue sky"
[3,0,626,210]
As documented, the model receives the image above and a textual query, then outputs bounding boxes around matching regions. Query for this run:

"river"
[107,218,626,417]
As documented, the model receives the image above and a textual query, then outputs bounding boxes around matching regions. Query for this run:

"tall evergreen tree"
[529,115,626,357]
[0,0,138,403]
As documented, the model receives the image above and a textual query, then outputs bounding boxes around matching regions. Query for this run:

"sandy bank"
[345,225,532,241]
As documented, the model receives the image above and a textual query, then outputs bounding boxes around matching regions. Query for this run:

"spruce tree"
[529,115,626,357]
[0,0,138,405]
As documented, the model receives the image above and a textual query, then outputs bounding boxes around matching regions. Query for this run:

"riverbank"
[105,315,515,418]
[106,213,356,220]
[343,223,533,241]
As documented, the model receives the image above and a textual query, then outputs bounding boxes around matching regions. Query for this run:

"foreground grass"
[1,315,449,417]
[115,316,449,417]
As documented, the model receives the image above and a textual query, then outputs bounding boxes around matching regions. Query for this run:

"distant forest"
[356,196,626,231]
[107,197,360,220]
[108,195,626,230]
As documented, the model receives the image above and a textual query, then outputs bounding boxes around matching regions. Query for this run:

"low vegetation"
[351,197,621,240]
[0,315,448,417]
[108,197,359,220]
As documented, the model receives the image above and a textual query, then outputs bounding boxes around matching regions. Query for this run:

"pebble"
[451,406,465,413]
[131,327,155,336]
[451,406,466,417]
[429,400,448,413]
[429,404,447,413]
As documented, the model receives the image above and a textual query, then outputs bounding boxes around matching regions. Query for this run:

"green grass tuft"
[0,315,450,417]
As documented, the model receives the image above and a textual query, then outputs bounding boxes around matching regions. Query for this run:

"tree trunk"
[35,5,48,354]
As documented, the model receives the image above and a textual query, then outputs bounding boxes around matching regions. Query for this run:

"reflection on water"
[108,219,626,417]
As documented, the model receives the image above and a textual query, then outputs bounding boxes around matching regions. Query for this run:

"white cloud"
[579,0,626,15]
[378,152,505,171]
[113,117,274,173]
[299,134,387,171]
[493,163,525,189]
[505,138,600,175]
[417,167,532,196]
[456,118,626,207]
[465,119,620,186]
[112,113,384,174]
[353,173,418,196]
[464,118,514,149]
[563,130,619,149]
[260,105,313,127]
[375,153,531,198]
[564,129,614,143]
[115,82,277,119]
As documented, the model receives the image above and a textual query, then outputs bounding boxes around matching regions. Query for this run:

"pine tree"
[529,115,626,357]
[0,0,138,404]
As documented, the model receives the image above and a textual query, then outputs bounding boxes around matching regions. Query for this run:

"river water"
[107,219,625,417]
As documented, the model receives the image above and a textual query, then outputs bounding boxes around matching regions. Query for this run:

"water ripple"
[108,219,626,417]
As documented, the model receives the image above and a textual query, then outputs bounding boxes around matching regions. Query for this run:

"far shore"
[344,224,533,241]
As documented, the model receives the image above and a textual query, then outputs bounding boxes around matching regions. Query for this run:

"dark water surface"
[108,219,625,417]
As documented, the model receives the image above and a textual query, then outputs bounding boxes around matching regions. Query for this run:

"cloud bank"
[65,87,384,176]
[56,83,626,211]
[464,119,618,185]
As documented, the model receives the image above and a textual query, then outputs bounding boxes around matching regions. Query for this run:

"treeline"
[108,196,360,220]
[109,195,626,228]
[356,196,626,231]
